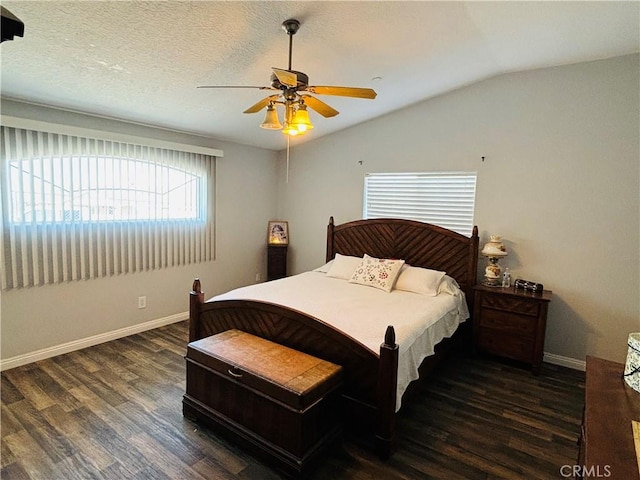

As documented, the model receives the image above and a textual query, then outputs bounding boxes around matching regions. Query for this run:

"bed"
[187,217,479,458]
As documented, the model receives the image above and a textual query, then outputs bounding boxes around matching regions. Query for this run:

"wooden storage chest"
[183,329,343,477]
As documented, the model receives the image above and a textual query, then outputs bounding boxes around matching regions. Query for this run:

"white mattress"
[212,271,469,410]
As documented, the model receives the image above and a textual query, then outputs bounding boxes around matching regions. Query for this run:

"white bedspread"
[211,271,469,410]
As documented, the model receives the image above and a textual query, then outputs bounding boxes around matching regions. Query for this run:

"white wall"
[277,54,640,365]
[2,55,638,367]
[0,99,279,363]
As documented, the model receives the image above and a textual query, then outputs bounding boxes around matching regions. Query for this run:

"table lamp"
[481,235,507,286]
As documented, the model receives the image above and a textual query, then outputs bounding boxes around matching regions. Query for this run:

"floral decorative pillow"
[349,254,405,292]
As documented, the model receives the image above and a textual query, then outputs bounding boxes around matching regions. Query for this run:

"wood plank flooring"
[1,321,585,479]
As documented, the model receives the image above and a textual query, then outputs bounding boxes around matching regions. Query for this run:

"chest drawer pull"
[227,368,243,379]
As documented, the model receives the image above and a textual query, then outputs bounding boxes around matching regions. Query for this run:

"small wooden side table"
[267,245,287,281]
[473,284,552,373]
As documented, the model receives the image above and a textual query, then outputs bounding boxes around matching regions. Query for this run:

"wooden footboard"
[189,279,400,458]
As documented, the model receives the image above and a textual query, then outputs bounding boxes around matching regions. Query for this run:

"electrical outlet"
[138,296,147,309]
[255,273,262,282]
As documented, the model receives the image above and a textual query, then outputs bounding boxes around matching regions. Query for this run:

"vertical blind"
[363,172,477,236]
[0,126,215,289]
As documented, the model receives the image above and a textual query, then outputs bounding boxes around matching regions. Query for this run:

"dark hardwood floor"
[1,321,585,479]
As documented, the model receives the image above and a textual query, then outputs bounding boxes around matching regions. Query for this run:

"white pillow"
[438,275,461,296]
[349,254,405,292]
[312,259,334,273]
[325,254,362,279]
[394,265,446,296]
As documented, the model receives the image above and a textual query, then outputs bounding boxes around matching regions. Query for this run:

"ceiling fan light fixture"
[282,103,302,136]
[260,104,282,130]
[199,17,376,143]
[282,124,300,136]
[291,104,313,133]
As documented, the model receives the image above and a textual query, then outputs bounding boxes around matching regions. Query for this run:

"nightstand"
[473,284,552,374]
[267,245,287,281]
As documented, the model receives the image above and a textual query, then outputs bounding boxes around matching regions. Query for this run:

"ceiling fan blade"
[272,68,298,87]
[243,95,280,114]
[300,95,339,118]
[197,85,275,90]
[306,86,377,99]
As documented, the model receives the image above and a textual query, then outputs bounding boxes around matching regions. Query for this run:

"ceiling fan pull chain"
[286,136,290,183]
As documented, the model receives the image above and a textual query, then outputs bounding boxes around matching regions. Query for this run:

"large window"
[8,155,203,224]
[0,125,217,289]
[363,172,477,236]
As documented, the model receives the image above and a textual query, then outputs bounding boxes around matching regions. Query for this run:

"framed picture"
[268,220,289,245]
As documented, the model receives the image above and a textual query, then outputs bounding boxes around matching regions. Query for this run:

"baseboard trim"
[544,352,586,371]
[0,312,188,372]
[1,319,587,373]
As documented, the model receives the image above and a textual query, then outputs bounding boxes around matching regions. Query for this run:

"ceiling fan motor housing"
[270,70,309,90]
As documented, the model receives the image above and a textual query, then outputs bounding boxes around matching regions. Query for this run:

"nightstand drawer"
[477,331,534,363]
[477,309,537,337]
[481,293,540,316]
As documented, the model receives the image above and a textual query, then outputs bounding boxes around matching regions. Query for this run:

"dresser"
[473,285,552,373]
[578,356,640,479]
[267,245,287,281]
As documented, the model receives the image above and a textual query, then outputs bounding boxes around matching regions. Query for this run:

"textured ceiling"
[1,1,638,151]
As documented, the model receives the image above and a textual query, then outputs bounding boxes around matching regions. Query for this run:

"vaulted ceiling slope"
[1,1,638,151]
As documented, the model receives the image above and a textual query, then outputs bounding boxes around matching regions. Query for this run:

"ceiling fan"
[198,18,377,137]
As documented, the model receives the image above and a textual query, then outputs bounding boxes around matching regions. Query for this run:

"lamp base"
[482,278,502,287]
[483,256,503,287]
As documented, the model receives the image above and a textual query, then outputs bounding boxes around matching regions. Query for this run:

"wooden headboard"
[326,217,479,298]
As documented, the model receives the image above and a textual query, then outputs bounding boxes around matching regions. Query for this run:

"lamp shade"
[291,104,313,133]
[282,123,301,136]
[282,104,300,136]
[481,235,507,257]
[260,104,282,130]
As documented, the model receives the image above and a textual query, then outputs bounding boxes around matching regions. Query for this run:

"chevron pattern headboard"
[326,217,479,297]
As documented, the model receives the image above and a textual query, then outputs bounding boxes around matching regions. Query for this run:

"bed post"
[467,225,480,307]
[376,325,399,459]
[326,216,335,263]
[469,225,479,277]
[189,278,204,342]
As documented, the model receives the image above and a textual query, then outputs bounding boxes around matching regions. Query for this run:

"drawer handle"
[227,368,243,379]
